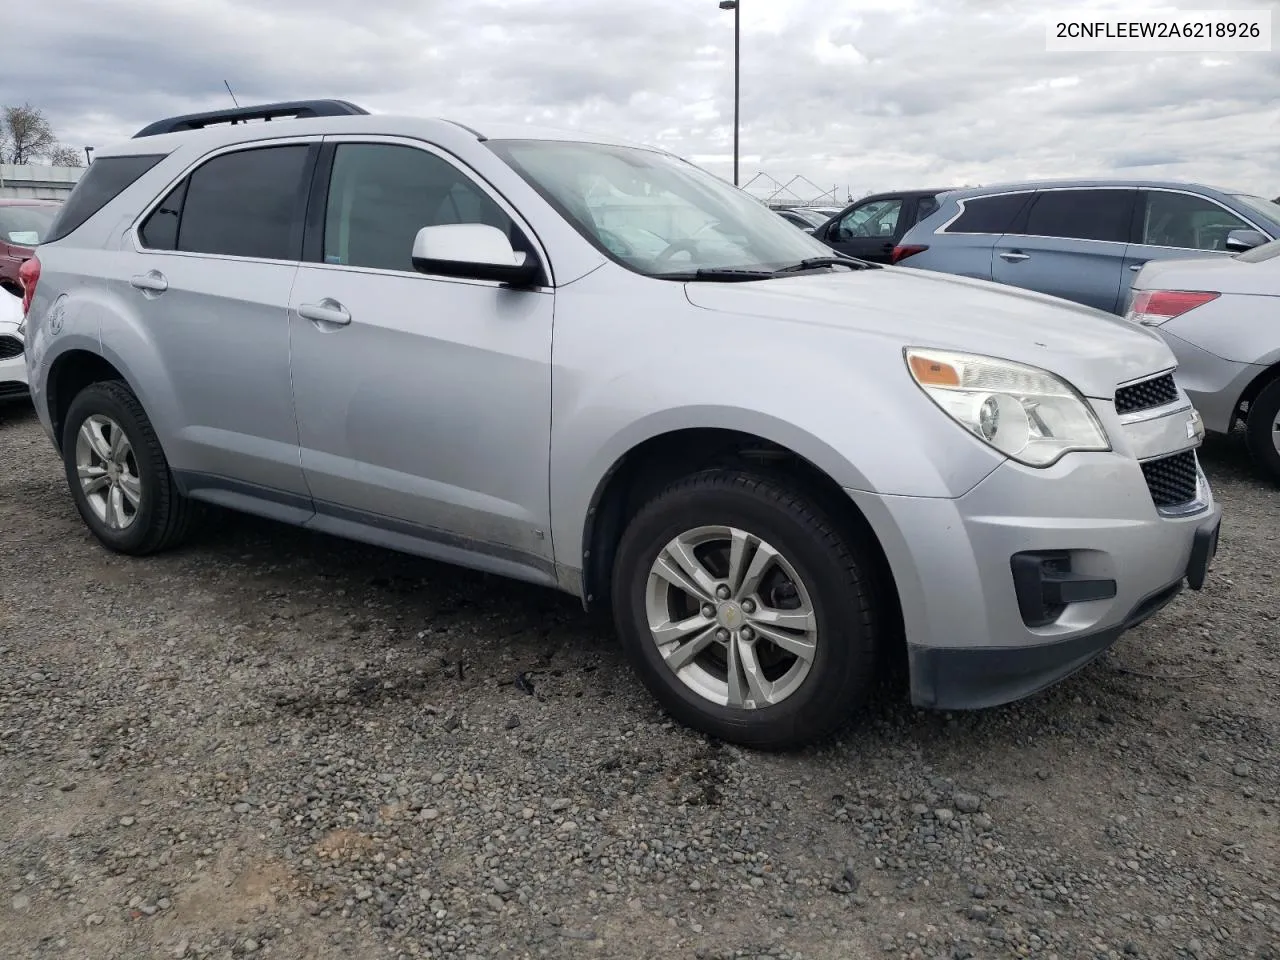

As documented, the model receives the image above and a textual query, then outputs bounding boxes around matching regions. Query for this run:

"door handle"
[129,270,168,293]
[999,251,1030,263]
[1129,264,1144,271]
[298,299,352,328]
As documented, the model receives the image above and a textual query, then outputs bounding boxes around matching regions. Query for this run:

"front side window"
[142,145,310,260]
[836,199,902,240]
[322,143,515,272]
[1019,189,1132,243]
[1140,191,1250,251]
[486,139,832,277]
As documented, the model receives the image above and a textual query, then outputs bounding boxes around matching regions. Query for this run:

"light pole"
[718,0,740,186]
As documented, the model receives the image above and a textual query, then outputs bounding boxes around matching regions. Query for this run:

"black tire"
[1245,378,1280,485]
[610,468,882,751]
[60,379,194,555]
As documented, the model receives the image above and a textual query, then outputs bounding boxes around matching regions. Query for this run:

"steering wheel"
[596,228,636,259]
[654,239,701,265]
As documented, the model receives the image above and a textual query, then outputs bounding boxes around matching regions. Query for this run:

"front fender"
[547,270,1006,572]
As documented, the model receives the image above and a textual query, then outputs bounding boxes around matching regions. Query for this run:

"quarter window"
[322,143,516,273]
[945,193,1032,234]
[1140,191,1251,251]
[1019,189,1132,243]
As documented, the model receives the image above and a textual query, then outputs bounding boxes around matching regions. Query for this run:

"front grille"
[1115,373,1178,415]
[1141,450,1199,507]
[0,336,22,361]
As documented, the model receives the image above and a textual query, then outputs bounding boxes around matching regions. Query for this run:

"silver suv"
[20,100,1222,749]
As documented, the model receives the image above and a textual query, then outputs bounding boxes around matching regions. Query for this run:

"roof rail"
[132,99,370,139]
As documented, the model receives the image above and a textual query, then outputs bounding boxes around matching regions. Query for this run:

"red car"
[0,199,62,297]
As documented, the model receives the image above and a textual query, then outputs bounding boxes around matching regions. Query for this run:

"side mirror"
[411,224,540,286]
[1225,228,1267,253]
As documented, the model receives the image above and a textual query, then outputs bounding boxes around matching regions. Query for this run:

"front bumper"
[848,449,1220,710]
[0,344,28,402]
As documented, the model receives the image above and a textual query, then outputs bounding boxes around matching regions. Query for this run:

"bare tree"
[47,145,85,167]
[2,103,58,165]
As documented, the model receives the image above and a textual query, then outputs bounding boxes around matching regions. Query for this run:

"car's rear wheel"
[1245,378,1280,484]
[611,468,882,750]
[60,380,194,554]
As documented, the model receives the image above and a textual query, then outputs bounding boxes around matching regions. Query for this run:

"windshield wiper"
[772,256,874,274]
[656,267,774,282]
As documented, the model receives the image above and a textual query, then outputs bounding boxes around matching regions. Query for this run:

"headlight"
[905,347,1109,467]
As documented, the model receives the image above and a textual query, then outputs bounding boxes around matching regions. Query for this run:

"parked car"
[812,189,952,263]
[895,180,1280,314]
[774,207,827,232]
[21,99,1221,749]
[1127,237,1280,483]
[0,199,62,297]
[0,287,28,402]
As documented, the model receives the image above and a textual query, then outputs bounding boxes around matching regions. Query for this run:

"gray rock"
[953,793,982,814]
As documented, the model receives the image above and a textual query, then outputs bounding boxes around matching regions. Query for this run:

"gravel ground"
[2,399,1278,960]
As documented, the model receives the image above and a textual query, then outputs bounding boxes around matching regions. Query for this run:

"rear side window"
[1020,189,1133,243]
[139,145,311,261]
[915,196,939,221]
[945,193,1032,234]
[44,154,166,244]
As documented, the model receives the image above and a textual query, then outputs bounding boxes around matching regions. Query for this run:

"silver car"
[19,100,1221,749]
[1127,238,1280,483]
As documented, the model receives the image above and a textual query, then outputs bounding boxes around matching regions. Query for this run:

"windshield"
[1232,194,1280,225]
[0,204,59,246]
[487,139,836,278]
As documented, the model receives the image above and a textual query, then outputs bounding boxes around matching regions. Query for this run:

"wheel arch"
[1237,358,1280,425]
[45,349,136,453]
[577,425,904,654]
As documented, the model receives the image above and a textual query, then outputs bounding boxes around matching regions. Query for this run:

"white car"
[0,288,28,402]
[1128,237,1280,483]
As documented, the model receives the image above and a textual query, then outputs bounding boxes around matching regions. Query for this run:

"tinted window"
[1021,189,1131,242]
[1141,191,1250,251]
[916,196,939,221]
[323,143,514,272]
[835,198,902,240]
[138,179,188,251]
[44,154,165,244]
[177,145,310,260]
[0,204,59,245]
[946,192,1032,234]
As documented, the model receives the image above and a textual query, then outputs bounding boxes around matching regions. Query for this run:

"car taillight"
[1126,289,1219,327]
[891,244,928,264]
[18,255,40,317]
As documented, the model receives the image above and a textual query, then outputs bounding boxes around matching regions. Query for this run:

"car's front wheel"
[611,468,883,750]
[1245,378,1280,484]
[60,380,194,555]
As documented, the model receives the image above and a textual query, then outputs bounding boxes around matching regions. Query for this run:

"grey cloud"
[3,0,1277,197]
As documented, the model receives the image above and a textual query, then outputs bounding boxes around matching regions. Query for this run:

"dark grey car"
[895,180,1280,314]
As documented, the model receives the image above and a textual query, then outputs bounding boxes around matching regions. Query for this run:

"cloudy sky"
[6,0,1279,200]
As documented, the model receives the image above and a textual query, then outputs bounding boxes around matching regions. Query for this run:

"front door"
[287,138,556,578]
[823,196,906,263]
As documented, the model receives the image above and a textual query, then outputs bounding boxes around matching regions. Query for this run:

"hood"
[683,266,1175,399]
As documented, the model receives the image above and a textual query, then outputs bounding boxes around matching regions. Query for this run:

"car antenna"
[223,80,240,108]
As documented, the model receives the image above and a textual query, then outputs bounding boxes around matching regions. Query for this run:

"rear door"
[126,140,315,506]
[904,191,1034,279]
[991,187,1135,313]
[821,195,907,263]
